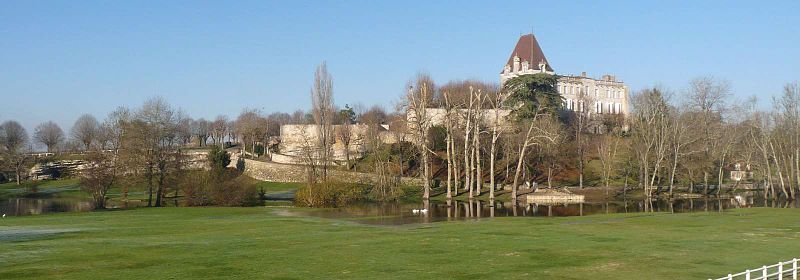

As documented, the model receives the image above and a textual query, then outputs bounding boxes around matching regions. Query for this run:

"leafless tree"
[236,109,265,158]
[336,116,354,169]
[510,110,562,200]
[211,115,229,147]
[630,87,671,198]
[0,120,30,185]
[686,77,730,194]
[81,150,118,209]
[597,133,621,197]
[406,74,435,200]
[71,114,100,150]
[311,62,335,182]
[191,118,210,147]
[120,97,185,207]
[570,92,595,189]
[175,117,193,146]
[33,121,64,153]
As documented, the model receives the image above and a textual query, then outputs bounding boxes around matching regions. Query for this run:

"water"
[0,198,144,216]
[2,192,797,225]
[304,193,799,225]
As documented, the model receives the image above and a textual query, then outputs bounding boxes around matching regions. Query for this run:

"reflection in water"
[2,191,797,225]
[0,198,144,216]
[303,192,797,225]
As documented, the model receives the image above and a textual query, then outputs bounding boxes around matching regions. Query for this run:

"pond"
[1,191,797,225]
[0,198,147,216]
[303,193,799,225]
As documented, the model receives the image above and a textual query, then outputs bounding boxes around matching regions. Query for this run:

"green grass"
[1,207,799,279]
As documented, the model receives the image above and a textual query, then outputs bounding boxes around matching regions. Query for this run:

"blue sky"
[1,1,798,137]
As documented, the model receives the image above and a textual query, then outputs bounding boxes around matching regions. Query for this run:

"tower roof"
[502,33,554,73]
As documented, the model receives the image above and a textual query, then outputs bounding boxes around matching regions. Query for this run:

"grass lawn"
[1,207,799,279]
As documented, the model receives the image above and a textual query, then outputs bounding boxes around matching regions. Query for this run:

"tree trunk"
[717,153,726,195]
[422,147,430,200]
[489,135,497,200]
[446,134,452,200]
[474,125,482,197]
[512,142,528,201]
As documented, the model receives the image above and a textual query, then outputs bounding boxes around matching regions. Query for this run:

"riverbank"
[2,207,798,279]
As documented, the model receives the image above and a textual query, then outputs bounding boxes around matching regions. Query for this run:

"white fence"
[710,258,798,280]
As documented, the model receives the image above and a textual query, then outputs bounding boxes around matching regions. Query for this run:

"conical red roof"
[502,34,553,73]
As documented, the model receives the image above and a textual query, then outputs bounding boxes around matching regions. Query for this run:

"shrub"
[210,175,261,206]
[181,170,260,207]
[236,158,246,172]
[207,145,231,171]
[181,172,212,206]
[295,181,369,207]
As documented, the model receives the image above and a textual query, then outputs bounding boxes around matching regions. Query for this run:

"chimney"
[581,71,587,77]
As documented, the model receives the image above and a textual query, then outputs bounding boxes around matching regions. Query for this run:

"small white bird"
[2,214,5,218]
[412,209,420,214]
[419,209,428,214]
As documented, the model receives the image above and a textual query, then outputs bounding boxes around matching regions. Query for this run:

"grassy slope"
[1,207,799,279]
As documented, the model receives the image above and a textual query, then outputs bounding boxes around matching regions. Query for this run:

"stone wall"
[278,124,398,163]
[229,156,422,186]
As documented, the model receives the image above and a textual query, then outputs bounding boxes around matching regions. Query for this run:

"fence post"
[793,258,797,280]
[746,269,750,280]
[764,266,768,279]
[780,262,784,280]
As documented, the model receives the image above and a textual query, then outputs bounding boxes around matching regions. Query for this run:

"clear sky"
[1,1,798,139]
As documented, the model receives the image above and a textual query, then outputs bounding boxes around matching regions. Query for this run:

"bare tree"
[570,92,595,189]
[487,90,509,200]
[630,87,671,198]
[192,118,210,147]
[0,121,30,185]
[311,62,335,182]
[686,77,730,194]
[33,121,64,153]
[597,133,621,197]
[211,115,229,147]
[72,114,100,150]
[176,117,193,146]
[81,150,118,209]
[236,109,265,158]
[665,108,699,196]
[406,74,435,200]
[336,108,354,169]
[120,97,185,207]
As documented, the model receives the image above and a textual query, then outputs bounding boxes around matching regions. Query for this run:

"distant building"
[500,34,630,116]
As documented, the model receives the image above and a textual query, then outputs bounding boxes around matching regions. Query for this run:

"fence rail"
[710,258,798,280]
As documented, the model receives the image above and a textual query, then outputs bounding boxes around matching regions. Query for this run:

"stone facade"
[406,107,512,131]
[277,124,398,163]
[500,33,629,116]
[557,73,630,116]
[229,156,422,185]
